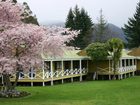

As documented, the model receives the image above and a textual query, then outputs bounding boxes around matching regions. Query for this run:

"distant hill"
[40,21,65,27]
[41,22,126,42]
[92,23,127,42]
[107,23,126,42]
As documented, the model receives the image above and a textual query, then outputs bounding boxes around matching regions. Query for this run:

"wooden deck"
[8,65,137,84]
[10,74,87,83]
[97,66,136,75]
[10,69,87,83]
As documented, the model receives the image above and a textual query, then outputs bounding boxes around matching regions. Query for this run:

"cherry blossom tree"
[0,0,23,31]
[0,1,78,94]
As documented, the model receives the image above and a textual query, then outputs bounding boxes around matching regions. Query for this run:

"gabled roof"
[128,48,140,56]
[121,49,135,59]
[128,48,140,59]
[42,50,89,61]
[77,50,87,56]
[42,49,135,61]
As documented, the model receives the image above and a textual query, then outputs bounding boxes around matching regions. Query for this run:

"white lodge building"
[6,49,139,86]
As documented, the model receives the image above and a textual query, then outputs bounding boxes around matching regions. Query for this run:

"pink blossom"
[0,1,79,74]
[0,1,23,30]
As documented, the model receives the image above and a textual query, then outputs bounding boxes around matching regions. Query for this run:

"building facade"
[1,49,137,86]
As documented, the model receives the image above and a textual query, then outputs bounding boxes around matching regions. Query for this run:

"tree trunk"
[113,69,116,80]
[2,64,21,91]
[95,61,98,80]
[12,63,21,90]
[113,59,117,80]
[12,71,20,89]
[3,73,12,91]
[12,47,21,90]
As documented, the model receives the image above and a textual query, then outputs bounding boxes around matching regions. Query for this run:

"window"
[55,61,61,70]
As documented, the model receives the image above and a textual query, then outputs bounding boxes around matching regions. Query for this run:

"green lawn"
[0,76,140,105]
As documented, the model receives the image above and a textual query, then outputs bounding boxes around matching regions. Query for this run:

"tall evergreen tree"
[65,5,93,49]
[21,2,39,25]
[65,8,75,29]
[93,9,108,42]
[73,5,81,30]
[122,1,140,48]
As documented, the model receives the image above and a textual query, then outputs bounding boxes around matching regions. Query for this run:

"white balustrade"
[11,68,88,80]
[118,65,136,73]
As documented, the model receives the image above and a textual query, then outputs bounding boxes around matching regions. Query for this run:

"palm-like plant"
[107,38,124,79]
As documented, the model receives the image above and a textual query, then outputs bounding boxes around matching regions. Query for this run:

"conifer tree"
[65,8,75,29]
[12,0,17,3]
[21,2,39,25]
[93,9,108,42]
[122,1,140,48]
[65,5,93,49]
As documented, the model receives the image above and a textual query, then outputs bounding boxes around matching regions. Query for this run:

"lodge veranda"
[0,49,138,87]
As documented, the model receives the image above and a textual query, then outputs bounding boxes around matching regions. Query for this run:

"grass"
[0,76,140,105]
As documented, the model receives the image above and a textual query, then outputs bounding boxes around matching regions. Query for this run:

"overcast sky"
[17,0,139,27]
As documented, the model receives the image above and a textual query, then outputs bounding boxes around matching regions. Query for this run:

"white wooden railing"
[118,65,136,73]
[44,68,87,79]
[97,65,136,74]
[13,68,88,80]
[15,65,136,79]
[110,65,136,73]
